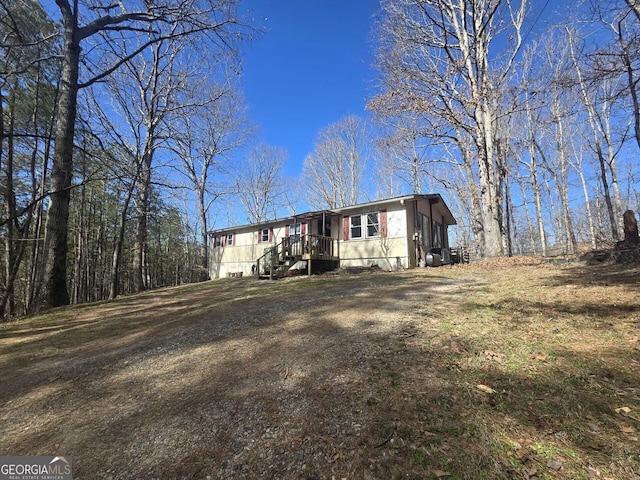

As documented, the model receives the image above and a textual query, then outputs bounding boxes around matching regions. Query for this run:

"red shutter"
[231,234,235,246]
[302,223,307,235]
[258,230,261,243]
[269,228,273,242]
[222,235,226,247]
[380,210,388,238]
[285,225,290,237]
[343,216,349,241]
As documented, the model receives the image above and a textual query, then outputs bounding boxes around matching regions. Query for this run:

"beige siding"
[340,207,410,270]
[209,195,455,278]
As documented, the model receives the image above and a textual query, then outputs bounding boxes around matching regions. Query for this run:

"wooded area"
[1,0,640,318]
[369,0,640,258]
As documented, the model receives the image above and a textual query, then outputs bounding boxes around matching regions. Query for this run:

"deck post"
[307,234,312,276]
[269,249,274,280]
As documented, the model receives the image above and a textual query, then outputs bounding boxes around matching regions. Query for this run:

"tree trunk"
[555,115,577,255]
[567,27,619,242]
[524,94,548,256]
[1,91,16,317]
[109,185,134,299]
[458,136,485,254]
[25,99,55,314]
[40,12,80,308]
[575,159,597,250]
[198,189,210,282]
[518,180,537,255]
[619,27,640,151]
[476,150,504,257]
[133,150,152,293]
[474,96,504,258]
[530,156,547,256]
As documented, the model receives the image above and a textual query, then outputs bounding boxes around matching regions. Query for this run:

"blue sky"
[240,0,380,177]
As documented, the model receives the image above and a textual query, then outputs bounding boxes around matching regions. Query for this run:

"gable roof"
[208,194,456,235]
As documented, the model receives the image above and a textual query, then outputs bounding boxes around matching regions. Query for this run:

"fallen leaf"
[531,354,548,362]
[476,384,496,394]
[483,350,505,363]
[620,425,636,434]
[432,470,450,478]
[515,446,532,461]
[615,406,632,415]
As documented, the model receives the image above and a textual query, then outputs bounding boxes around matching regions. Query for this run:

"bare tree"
[514,65,549,256]
[172,83,249,280]
[41,0,246,308]
[302,115,369,209]
[616,2,640,151]
[371,0,526,257]
[374,117,433,195]
[236,142,287,224]
[626,0,640,23]
[566,26,625,240]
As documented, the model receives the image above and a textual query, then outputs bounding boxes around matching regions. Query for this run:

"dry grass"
[1,258,639,479]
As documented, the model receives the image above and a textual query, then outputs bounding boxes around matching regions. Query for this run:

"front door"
[317,218,331,237]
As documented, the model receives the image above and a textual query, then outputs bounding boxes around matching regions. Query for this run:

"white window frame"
[226,233,234,246]
[260,228,270,242]
[366,212,380,238]
[350,212,380,239]
[214,236,222,248]
[349,215,362,239]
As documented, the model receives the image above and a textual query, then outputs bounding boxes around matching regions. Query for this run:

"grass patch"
[355,262,640,479]
[1,261,639,479]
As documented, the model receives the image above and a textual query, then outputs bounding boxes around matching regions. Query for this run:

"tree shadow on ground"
[1,267,638,479]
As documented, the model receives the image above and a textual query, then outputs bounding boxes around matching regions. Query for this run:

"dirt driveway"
[1,259,639,479]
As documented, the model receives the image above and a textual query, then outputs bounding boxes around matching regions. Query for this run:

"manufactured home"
[208,194,456,279]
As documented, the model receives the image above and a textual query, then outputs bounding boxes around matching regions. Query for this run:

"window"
[349,212,381,239]
[349,215,362,239]
[367,212,380,237]
[214,236,221,248]
[418,213,431,247]
[260,228,270,242]
[226,234,234,246]
[289,223,301,243]
[433,222,443,248]
[345,211,387,240]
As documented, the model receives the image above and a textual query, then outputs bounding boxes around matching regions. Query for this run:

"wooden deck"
[256,234,339,279]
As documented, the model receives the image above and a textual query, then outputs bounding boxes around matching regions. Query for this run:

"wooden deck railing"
[255,234,338,278]
[281,234,338,260]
